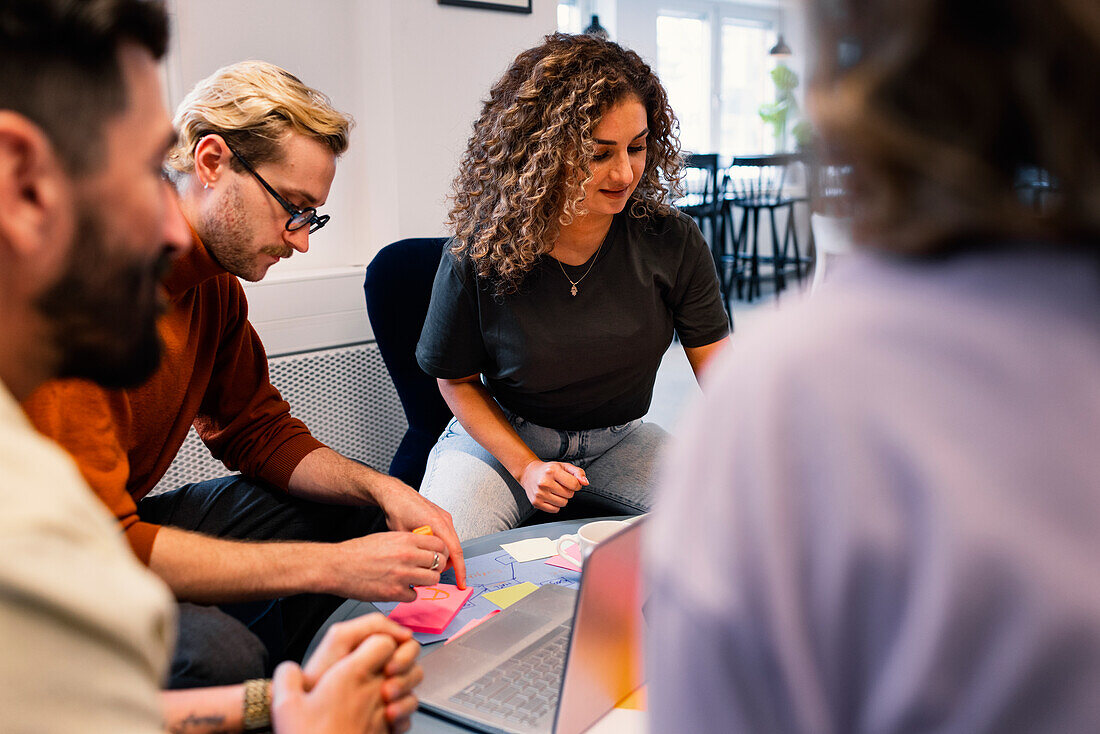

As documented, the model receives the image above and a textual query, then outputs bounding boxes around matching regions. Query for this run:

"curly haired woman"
[415,33,731,540]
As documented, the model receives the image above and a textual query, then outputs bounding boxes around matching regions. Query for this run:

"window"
[720,19,777,155]
[656,13,712,154]
[558,0,582,34]
[657,4,783,155]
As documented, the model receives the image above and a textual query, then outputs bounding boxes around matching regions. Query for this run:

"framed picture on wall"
[438,0,532,13]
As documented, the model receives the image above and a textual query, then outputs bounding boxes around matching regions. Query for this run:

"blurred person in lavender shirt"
[647,1,1100,732]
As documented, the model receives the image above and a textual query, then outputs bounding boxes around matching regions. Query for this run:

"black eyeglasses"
[226,145,330,234]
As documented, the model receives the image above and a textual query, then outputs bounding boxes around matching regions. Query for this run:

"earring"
[203,182,210,190]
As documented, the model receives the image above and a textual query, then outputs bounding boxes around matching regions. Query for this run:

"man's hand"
[520,460,588,513]
[303,613,423,732]
[303,614,414,684]
[378,636,422,728]
[325,532,450,602]
[373,475,467,589]
[287,449,467,589]
[272,634,402,734]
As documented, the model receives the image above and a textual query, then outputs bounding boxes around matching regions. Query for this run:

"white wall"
[163,0,801,355]
[164,0,556,355]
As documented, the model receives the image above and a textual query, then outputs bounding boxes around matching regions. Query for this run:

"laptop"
[417,518,646,734]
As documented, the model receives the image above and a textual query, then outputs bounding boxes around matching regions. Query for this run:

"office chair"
[363,237,453,487]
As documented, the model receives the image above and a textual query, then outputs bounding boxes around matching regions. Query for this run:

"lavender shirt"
[648,249,1100,733]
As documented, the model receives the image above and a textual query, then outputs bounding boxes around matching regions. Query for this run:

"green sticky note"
[482,582,540,610]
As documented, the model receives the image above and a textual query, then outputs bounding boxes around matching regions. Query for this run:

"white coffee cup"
[555,519,628,561]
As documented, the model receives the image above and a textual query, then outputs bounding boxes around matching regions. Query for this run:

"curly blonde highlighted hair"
[168,60,352,174]
[449,33,683,295]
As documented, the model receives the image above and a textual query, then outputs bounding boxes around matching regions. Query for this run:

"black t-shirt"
[415,210,729,430]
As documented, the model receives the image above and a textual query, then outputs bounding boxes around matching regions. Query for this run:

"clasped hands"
[272,613,422,734]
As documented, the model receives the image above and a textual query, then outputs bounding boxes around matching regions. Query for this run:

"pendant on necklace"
[570,285,578,297]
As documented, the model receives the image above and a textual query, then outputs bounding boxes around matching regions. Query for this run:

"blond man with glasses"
[23,59,465,693]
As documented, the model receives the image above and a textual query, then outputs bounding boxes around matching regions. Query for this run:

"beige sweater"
[0,384,174,733]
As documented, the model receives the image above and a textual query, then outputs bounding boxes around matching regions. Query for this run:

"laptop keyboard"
[450,623,571,728]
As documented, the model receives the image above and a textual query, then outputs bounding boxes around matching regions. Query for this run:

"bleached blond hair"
[167,60,352,173]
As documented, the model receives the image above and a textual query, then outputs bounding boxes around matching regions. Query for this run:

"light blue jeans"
[420,412,666,541]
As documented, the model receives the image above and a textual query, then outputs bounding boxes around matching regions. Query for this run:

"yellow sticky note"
[482,582,540,610]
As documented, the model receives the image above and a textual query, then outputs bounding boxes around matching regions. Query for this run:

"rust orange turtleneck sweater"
[22,231,325,563]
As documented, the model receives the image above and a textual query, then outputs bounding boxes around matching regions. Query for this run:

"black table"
[305,517,629,733]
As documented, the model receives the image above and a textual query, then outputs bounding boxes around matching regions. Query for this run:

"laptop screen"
[554,518,646,734]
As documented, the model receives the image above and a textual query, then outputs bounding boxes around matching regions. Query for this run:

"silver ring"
[430,552,440,571]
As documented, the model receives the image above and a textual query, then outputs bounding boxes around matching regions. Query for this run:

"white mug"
[555,520,628,561]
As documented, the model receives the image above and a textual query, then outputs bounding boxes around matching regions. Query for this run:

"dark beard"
[34,207,173,389]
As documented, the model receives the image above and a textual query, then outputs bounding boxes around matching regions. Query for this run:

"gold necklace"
[555,241,603,297]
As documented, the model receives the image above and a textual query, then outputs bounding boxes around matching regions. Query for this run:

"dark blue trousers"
[138,475,385,689]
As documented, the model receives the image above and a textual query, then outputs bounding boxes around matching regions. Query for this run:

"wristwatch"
[243,678,272,732]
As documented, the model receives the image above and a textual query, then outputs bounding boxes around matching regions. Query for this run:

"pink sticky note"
[444,609,502,645]
[387,583,473,634]
[546,554,583,573]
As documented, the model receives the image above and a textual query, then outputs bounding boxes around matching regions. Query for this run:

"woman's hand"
[437,377,591,515]
[519,460,589,512]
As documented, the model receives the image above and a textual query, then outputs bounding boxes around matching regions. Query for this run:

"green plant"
[758,63,805,151]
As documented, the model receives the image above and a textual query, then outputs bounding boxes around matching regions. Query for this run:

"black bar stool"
[720,153,810,303]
